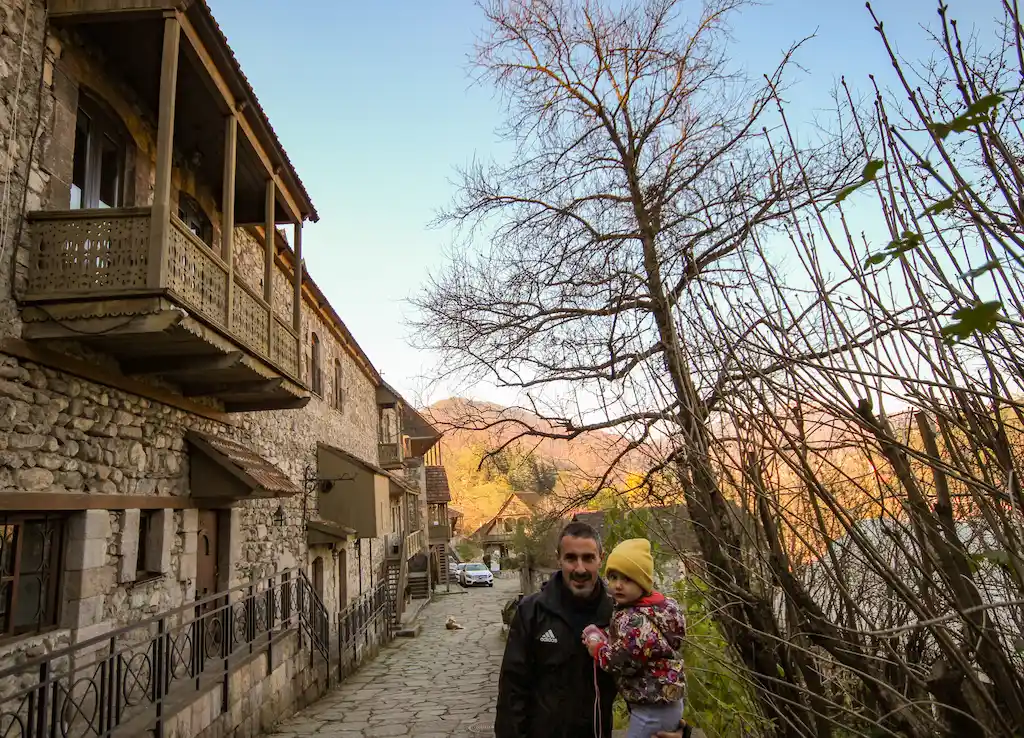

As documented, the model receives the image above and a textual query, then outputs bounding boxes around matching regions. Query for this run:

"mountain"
[422,398,653,531]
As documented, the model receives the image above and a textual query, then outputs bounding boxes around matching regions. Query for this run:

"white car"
[459,562,494,587]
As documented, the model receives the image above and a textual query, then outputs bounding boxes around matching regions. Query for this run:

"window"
[333,359,345,412]
[176,193,212,245]
[0,514,64,638]
[310,333,323,396]
[70,94,127,210]
[136,510,155,578]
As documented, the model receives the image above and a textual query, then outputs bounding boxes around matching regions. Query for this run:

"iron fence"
[0,568,322,738]
[334,583,393,682]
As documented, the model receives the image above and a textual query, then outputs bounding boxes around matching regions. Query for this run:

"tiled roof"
[187,431,299,497]
[195,1,317,221]
[425,466,451,503]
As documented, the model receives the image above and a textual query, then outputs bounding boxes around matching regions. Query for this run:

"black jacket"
[495,572,617,738]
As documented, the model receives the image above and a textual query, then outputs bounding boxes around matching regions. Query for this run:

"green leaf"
[831,159,885,205]
[964,260,1000,279]
[861,159,884,181]
[941,300,1003,343]
[972,549,1012,568]
[863,231,923,269]
[929,93,1004,139]
[924,196,955,215]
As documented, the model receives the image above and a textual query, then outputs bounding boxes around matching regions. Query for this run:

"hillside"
[423,398,653,531]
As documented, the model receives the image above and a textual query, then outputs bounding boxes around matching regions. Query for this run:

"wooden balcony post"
[290,216,301,376]
[148,14,181,289]
[292,221,302,332]
[222,115,237,327]
[264,180,275,349]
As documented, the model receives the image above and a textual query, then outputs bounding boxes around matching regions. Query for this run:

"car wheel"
[488,582,494,587]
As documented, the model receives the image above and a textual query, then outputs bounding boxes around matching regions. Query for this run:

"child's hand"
[582,625,607,657]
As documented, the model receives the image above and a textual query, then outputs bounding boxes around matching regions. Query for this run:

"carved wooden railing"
[23,208,300,381]
[378,442,402,467]
[23,208,153,298]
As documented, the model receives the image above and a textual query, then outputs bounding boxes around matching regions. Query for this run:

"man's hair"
[557,521,602,554]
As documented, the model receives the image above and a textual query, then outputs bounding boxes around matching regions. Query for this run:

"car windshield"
[466,563,488,571]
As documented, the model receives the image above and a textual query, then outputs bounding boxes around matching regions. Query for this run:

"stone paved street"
[271,577,518,738]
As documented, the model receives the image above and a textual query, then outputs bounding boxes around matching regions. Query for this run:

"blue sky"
[208,0,993,405]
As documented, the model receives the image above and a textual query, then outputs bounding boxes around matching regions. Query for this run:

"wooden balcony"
[19,208,306,412]
[378,442,403,469]
[428,524,451,543]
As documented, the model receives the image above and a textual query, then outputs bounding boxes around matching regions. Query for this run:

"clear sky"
[207,0,993,405]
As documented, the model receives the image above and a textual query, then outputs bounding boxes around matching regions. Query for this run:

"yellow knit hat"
[605,538,654,593]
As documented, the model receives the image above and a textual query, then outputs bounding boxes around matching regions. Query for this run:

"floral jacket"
[593,591,686,705]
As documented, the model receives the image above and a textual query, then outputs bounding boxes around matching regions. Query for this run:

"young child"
[582,538,686,738]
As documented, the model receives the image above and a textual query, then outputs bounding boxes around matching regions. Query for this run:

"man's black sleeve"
[495,601,531,738]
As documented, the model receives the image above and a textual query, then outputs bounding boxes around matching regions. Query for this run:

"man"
[496,522,688,738]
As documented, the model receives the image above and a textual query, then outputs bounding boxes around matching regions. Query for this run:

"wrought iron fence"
[0,568,319,738]
[334,582,393,682]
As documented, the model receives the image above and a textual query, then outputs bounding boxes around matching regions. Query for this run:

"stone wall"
[0,0,46,333]
[162,630,329,738]
[0,1,404,705]
[0,0,383,475]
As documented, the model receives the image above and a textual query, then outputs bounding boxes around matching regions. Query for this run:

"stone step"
[396,623,421,638]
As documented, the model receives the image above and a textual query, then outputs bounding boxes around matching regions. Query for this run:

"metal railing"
[296,569,330,663]
[334,583,393,682]
[0,568,323,738]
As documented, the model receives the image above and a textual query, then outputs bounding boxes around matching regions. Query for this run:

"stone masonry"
[0,3,406,736]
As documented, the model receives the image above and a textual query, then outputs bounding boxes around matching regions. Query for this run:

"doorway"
[312,556,325,602]
[196,510,219,602]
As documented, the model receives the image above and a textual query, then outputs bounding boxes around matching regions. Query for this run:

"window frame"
[134,510,161,582]
[333,358,345,412]
[70,94,128,211]
[310,332,323,396]
[0,513,66,640]
[175,192,213,246]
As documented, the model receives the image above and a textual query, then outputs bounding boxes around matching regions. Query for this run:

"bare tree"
[416,0,1024,735]
[415,0,856,734]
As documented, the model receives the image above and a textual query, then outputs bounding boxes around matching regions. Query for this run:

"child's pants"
[626,700,684,738]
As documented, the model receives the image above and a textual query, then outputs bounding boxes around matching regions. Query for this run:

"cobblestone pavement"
[271,577,518,738]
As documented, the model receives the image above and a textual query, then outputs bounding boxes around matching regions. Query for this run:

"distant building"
[470,491,545,558]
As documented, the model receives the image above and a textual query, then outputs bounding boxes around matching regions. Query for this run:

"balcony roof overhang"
[376,381,441,456]
[187,430,299,500]
[316,443,414,497]
[48,0,317,224]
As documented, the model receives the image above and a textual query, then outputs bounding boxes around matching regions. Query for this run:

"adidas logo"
[539,629,558,644]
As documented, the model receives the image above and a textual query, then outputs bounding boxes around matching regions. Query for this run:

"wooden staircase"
[386,536,408,627]
[408,572,429,599]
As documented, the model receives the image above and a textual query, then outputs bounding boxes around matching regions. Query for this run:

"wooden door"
[312,556,324,601]
[196,510,219,602]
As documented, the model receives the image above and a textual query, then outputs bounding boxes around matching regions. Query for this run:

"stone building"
[470,491,544,559]
[0,1,451,736]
